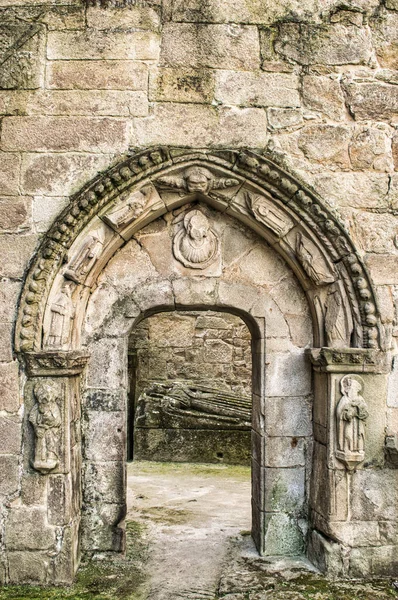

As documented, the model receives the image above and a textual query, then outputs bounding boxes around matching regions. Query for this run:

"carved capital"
[308,347,390,373]
[23,350,90,377]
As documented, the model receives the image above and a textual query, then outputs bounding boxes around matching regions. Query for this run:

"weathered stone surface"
[352,470,398,520]
[371,9,398,70]
[265,396,312,437]
[148,313,195,347]
[264,436,306,468]
[274,23,373,66]
[0,322,13,362]
[0,234,38,278]
[0,152,20,195]
[149,67,215,103]
[297,125,351,168]
[47,60,148,90]
[0,455,19,496]
[84,411,125,462]
[84,461,125,504]
[266,352,311,397]
[313,172,390,209]
[47,30,160,60]
[32,196,69,233]
[86,6,160,30]
[86,338,127,390]
[349,125,392,171]
[350,211,398,254]
[393,132,398,170]
[0,21,45,89]
[8,551,50,584]
[160,23,260,70]
[301,75,346,121]
[264,467,306,513]
[134,103,268,147]
[1,117,130,152]
[264,513,305,556]
[267,108,303,130]
[169,0,318,25]
[84,389,126,412]
[365,254,398,285]
[344,82,398,121]
[6,508,55,550]
[215,71,300,107]
[48,474,71,525]
[25,90,148,117]
[21,153,112,196]
[0,197,31,232]
[0,361,19,412]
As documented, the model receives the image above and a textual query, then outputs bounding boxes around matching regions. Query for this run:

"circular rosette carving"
[173,209,219,270]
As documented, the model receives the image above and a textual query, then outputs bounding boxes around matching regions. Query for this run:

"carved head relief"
[156,166,239,196]
[173,209,219,269]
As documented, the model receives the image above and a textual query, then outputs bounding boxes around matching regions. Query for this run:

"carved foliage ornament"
[29,381,61,474]
[173,209,219,269]
[335,374,368,470]
[15,147,380,352]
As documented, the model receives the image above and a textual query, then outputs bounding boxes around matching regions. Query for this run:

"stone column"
[307,347,391,577]
[5,351,89,585]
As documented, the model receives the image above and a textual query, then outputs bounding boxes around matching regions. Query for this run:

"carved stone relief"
[64,228,105,285]
[335,374,368,470]
[103,186,150,231]
[45,280,75,350]
[156,166,239,195]
[173,208,219,269]
[325,282,353,349]
[245,191,293,238]
[295,232,336,286]
[29,381,62,473]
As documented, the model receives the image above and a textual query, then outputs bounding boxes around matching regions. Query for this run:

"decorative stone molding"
[23,350,90,377]
[308,348,390,373]
[15,147,382,354]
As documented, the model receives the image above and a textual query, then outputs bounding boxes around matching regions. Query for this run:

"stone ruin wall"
[128,310,252,464]
[0,0,398,585]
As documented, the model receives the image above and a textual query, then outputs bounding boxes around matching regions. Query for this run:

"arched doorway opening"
[14,148,387,584]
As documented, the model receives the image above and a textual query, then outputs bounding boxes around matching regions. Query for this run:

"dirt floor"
[1,461,398,599]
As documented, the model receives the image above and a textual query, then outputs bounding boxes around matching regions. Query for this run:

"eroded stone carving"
[45,281,75,350]
[64,229,105,285]
[156,166,239,195]
[336,374,368,470]
[29,381,62,473]
[173,209,219,269]
[135,381,251,430]
[296,232,336,285]
[325,283,352,349]
[245,191,293,237]
[103,186,150,231]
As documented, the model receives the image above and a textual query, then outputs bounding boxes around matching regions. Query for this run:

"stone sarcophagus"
[133,381,251,464]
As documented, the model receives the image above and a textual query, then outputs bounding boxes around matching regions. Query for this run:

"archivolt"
[15,147,381,352]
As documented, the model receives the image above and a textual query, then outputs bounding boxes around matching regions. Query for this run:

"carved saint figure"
[103,187,149,230]
[173,209,219,269]
[29,382,62,473]
[156,166,239,195]
[325,283,352,348]
[336,375,368,469]
[245,191,293,237]
[46,281,75,349]
[64,228,105,284]
[296,232,335,285]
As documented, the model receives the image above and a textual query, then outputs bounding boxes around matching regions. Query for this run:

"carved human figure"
[336,375,368,459]
[245,191,293,237]
[296,232,335,285]
[325,284,352,348]
[46,281,75,349]
[104,187,149,230]
[29,382,62,473]
[173,209,219,269]
[157,166,239,195]
[64,228,105,284]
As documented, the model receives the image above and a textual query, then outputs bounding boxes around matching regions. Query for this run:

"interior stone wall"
[0,0,398,585]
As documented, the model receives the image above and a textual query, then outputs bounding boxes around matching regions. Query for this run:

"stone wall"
[0,0,398,585]
[128,310,252,464]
